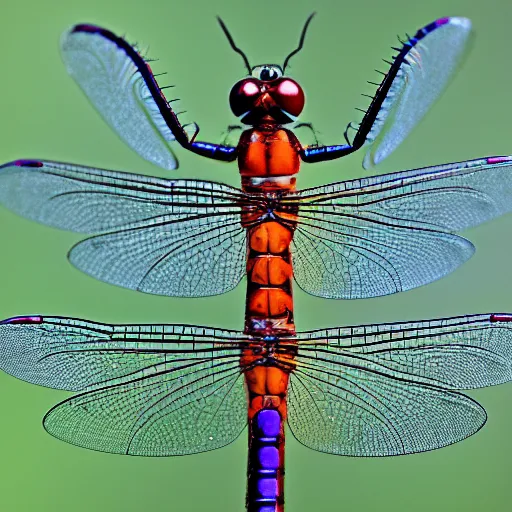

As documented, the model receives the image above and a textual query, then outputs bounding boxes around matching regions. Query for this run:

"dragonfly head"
[229,66,305,125]
[217,13,314,125]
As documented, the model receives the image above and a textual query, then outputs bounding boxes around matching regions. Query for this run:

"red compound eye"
[229,77,305,124]
[270,78,304,118]
[229,78,262,118]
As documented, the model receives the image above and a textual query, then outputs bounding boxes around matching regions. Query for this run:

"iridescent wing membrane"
[286,156,512,298]
[0,316,248,455]
[301,17,472,165]
[61,25,187,170]
[1,156,512,298]
[352,17,472,168]
[1,313,511,455]
[290,313,512,455]
[0,161,247,296]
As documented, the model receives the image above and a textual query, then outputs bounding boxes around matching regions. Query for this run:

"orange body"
[239,126,300,336]
[238,127,301,178]
[238,125,300,512]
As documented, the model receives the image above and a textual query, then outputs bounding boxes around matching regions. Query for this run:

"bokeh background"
[1,0,512,510]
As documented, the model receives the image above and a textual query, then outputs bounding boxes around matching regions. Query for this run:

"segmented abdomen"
[238,125,300,512]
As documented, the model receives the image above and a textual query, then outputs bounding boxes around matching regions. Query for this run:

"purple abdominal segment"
[248,409,283,510]
[257,478,278,499]
[255,409,280,438]
[258,446,279,469]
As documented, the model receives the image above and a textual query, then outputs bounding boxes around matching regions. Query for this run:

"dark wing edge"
[0,315,248,390]
[351,17,472,168]
[296,313,512,389]
[62,24,190,169]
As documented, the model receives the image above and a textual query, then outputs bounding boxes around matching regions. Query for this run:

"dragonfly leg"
[221,124,244,145]
[299,142,357,162]
[294,122,320,146]
[187,132,238,162]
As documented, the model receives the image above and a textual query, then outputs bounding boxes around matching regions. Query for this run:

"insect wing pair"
[0,13,512,487]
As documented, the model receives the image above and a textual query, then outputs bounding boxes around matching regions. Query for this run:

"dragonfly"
[1,14,512,512]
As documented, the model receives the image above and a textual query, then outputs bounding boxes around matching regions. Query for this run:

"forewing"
[0,160,247,296]
[288,313,512,456]
[289,156,512,298]
[0,160,243,232]
[61,25,189,170]
[349,17,472,168]
[0,316,248,455]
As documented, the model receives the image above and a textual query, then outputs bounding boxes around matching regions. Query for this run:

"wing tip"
[0,315,43,325]
[434,17,471,30]
[490,313,512,323]
[69,24,110,36]
[444,17,472,29]
[486,156,512,165]
[13,159,44,168]
[0,159,44,170]
[63,24,121,49]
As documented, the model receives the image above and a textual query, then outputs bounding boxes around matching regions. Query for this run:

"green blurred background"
[1,0,512,510]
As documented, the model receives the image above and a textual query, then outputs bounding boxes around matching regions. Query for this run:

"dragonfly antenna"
[283,12,316,72]
[217,16,252,75]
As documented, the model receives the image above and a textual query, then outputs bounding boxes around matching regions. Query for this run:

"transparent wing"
[288,313,512,456]
[349,17,472,168]
[62,24,191,170]
[0,160,244,233]
[296,314,512,389]
[0,316,248,455]
[288,366,485,457]
[291,211,472,300]
[0,160,247,296]
[69,213,247,296]
[287,156,512,298]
